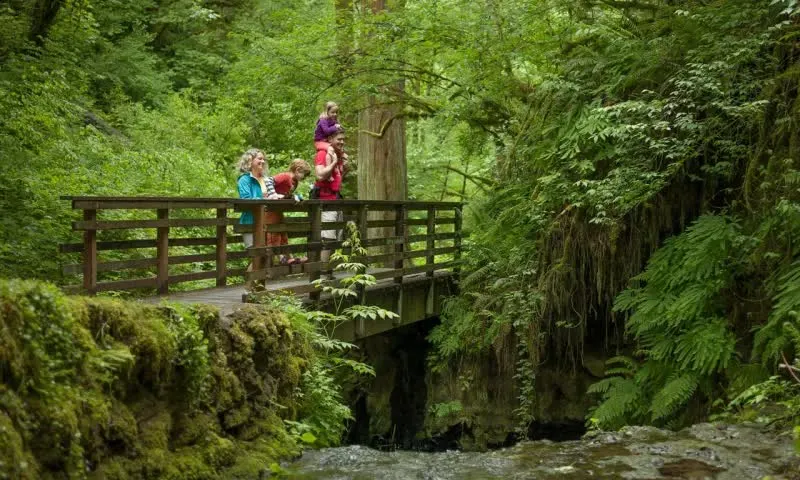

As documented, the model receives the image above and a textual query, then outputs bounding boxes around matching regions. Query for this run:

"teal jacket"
[237,173,263,225]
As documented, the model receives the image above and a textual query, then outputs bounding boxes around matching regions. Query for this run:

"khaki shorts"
[321,210,343,240]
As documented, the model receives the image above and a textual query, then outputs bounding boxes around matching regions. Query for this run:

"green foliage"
[250,224,393,448]
[287,360,354,448]
[0,279,312,478]
[5,0,800,444]
[590,215,746,428]
[162,304,212,403]
[710,372,800,436]
[284,222,395,447]
[429,400,464,419]
[755,262,800,366]
[400,0,800,434]
[591,209,800,429]
[312,221,400,331]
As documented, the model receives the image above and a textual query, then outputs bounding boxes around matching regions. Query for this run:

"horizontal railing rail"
[59,196,463,297]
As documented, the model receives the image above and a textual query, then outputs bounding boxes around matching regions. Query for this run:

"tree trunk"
[29,0,65,46]
[358,93,407,260]
[358,95,407,202]
[356,1,407,262]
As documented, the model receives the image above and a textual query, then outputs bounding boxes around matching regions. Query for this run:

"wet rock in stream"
[285,423,799,479]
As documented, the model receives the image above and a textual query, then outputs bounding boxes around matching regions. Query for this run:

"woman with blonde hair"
[236,148,268,249]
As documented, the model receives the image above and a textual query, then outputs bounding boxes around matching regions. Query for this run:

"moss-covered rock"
[0,410,38,479]
[0,279,312,479]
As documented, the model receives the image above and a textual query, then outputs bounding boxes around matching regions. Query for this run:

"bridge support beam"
[329,273,455,342]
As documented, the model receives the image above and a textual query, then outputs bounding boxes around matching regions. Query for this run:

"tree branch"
[435,165,493,192]
[359,112,405,139]
[781,352,800,385]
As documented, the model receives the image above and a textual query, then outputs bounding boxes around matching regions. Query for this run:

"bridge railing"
[59,197,463,296]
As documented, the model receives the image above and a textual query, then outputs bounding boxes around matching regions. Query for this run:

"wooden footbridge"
[59,197,462,341]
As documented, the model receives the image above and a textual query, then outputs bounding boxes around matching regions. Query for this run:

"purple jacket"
[314,117,339,141]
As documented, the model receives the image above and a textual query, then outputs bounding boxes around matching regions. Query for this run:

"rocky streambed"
[285,423,799,479]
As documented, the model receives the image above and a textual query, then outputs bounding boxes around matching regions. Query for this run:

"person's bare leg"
[243,233,254,290]
[245,261,254,291]
[320,248,333,279]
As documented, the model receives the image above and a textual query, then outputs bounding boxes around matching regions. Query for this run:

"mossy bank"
[0,279,312,479]
[351,321,598,451]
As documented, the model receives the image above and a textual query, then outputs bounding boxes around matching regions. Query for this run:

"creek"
[285,423,798,479]
[284,319,798,479]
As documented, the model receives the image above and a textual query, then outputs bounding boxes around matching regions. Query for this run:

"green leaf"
[300,432,317,444]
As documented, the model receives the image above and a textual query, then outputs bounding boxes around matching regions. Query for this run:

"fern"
[754,261,800,365]
[650,373,699,422]
[591,215,746,427]
[587,376,625,395]
[589,378,644,429]
[674,319,737,375]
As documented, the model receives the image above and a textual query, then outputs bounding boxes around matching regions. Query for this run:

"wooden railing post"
[83,209,97,295]
[394,205,406,283]
[357,204,369,252]
[393,204,406,325]
[426,207,436,277]
[425,206,436,315]
[357,204,369,304]
[251,204,265,280]
[454,206,463,276]
[156,208,169,294]
[308,202,322,302]
[215,208,227,287]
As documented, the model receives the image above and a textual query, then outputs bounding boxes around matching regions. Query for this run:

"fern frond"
[650,373,699,422]
[587,377,623,395]
[754,260,800,364]
[461,263,495,291]
[605,355,637,370]
[589,378,643,429]
[674,318,736,375]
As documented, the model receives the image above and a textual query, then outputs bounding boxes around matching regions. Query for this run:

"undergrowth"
[427,0,800,438]
[0,278,325,479]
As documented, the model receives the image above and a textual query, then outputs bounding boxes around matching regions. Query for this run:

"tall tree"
[357,91,407,202]
[356,0,407,257]
[356,0,407,204]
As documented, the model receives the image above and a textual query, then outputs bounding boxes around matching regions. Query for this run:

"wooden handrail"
[59,196,464,296]
[61,196,462,209]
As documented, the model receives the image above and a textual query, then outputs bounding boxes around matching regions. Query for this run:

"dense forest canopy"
[1,0,800,446]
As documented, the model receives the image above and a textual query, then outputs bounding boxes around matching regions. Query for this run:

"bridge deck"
[138,268,448,318]
[138,268,391,315]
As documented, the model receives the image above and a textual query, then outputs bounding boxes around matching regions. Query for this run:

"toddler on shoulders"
[314,101,341,173]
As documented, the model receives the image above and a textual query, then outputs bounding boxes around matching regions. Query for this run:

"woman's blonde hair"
[289,158,312,176]
[237,148,265,175]
[320,101,338,119]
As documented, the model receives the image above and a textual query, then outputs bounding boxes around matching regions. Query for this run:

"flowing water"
[285,423,799,479]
